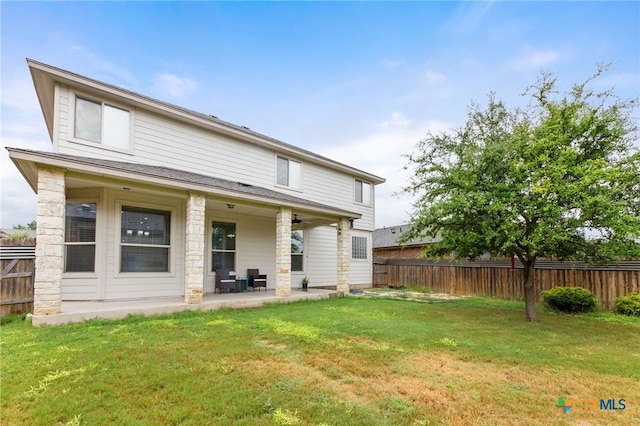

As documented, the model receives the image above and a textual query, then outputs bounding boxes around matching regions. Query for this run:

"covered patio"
[31,288,338,326]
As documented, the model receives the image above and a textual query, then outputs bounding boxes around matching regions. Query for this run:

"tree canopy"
[12,220,36,231]
[400,65,640,321]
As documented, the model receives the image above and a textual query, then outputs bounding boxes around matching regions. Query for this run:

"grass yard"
[1,293,639,425]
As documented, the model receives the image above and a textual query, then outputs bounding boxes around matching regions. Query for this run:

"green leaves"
[401,64,640,265]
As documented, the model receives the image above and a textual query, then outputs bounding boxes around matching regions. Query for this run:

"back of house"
[7,59,385,315]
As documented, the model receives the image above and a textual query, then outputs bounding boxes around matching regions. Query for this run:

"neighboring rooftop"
[373,224,439,248]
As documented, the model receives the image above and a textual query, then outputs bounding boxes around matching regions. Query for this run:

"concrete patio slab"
[31,288,338,326]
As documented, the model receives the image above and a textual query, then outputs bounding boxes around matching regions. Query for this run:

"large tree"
[400,65,640,321]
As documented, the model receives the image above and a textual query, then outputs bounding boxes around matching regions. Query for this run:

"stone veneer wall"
[336,217,351,294]
[34,167,65,315]
[184,192,205,304]
[275,208,292,297]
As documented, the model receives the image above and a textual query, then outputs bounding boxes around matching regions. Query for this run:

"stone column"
[34,167,66,315]
[184,192,206,304]
[336,217,351,295]
[275,208,292,297]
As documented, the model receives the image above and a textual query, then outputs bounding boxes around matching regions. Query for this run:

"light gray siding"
[55,85,377,232]
[101,188,185,300]
[303,226,339,287]
[350,230,373,286]
[54,79,378,299]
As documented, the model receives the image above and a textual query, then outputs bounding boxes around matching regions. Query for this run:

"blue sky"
[1,1,639,229]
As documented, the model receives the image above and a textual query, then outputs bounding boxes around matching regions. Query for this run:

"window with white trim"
[291,230,304,271]
[212,221,236,271]
[120,206,170,272]
[355,179,371,205]
[352,236,367,259]
[75,96,130,150]
[64,203,96,272]
[277,156,302,189]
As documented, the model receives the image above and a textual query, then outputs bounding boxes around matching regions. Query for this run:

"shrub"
[615,293,640,317]
[542,286,598,313]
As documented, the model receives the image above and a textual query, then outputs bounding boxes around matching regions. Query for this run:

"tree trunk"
[523,259,537,322]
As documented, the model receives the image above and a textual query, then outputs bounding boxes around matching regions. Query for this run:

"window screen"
[120,206,170,272]
[75,96,130,149]
[291,230,304,271]
[64,203,97,272]
[277,156,301,189]
[355,180,371,204]
[212,221,236,271]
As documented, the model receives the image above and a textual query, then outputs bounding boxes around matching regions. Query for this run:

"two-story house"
[7,59,385,321]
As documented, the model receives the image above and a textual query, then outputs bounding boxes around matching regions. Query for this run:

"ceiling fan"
[292,214,302,225]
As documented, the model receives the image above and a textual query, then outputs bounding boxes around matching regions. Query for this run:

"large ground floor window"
[120,205,171,272]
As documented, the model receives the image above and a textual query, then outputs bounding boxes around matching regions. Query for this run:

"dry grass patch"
[2,297,639,425]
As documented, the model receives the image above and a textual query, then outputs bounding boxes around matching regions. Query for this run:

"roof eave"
[6,147,362,220]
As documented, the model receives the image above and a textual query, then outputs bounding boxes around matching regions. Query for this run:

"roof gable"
[27,59,385,185]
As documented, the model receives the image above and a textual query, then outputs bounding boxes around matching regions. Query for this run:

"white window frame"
[276,155,302,190]
[211,220,237,273]
[291,230,304,272]
[63,200,99,277]
[352,236,368,260]
[354,179,371,205]
[71,92,133,153]
[115,201,175,277]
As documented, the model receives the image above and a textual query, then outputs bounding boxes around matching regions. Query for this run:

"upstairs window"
[64,203,97,272]
[352,236,368,259]
[75,96,130,150]
[277,156,302,189]
[355,179,371,205]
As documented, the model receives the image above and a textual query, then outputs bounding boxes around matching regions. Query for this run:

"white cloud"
[380,58,404,69]
[424,69,446,85]
[318,112,453,228]
[507,46,565,70]
[152,73,198,99]
[0,72,41,113]
[1,69,52,227]
[381,111,411,129]
[70,45,139,88]
[443,1,495,37]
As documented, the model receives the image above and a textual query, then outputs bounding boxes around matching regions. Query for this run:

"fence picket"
[1,239,36,315]
[373,258,639,310]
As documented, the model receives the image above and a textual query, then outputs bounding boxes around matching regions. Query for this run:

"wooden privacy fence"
[1,238,36,316]
[373,257,640,310]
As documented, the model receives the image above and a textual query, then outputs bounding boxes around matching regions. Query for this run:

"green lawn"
[1,294,639,425]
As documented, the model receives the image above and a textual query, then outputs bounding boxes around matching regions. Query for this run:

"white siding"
[101,188,185,300]
[204,211,277,293]
[350,230,373,286]
[55,86,377,232]
[54,82,378,296]
[303,226,339,287]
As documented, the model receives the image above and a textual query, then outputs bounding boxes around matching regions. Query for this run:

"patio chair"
[247,269,267,292]
[215,269,237,293]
